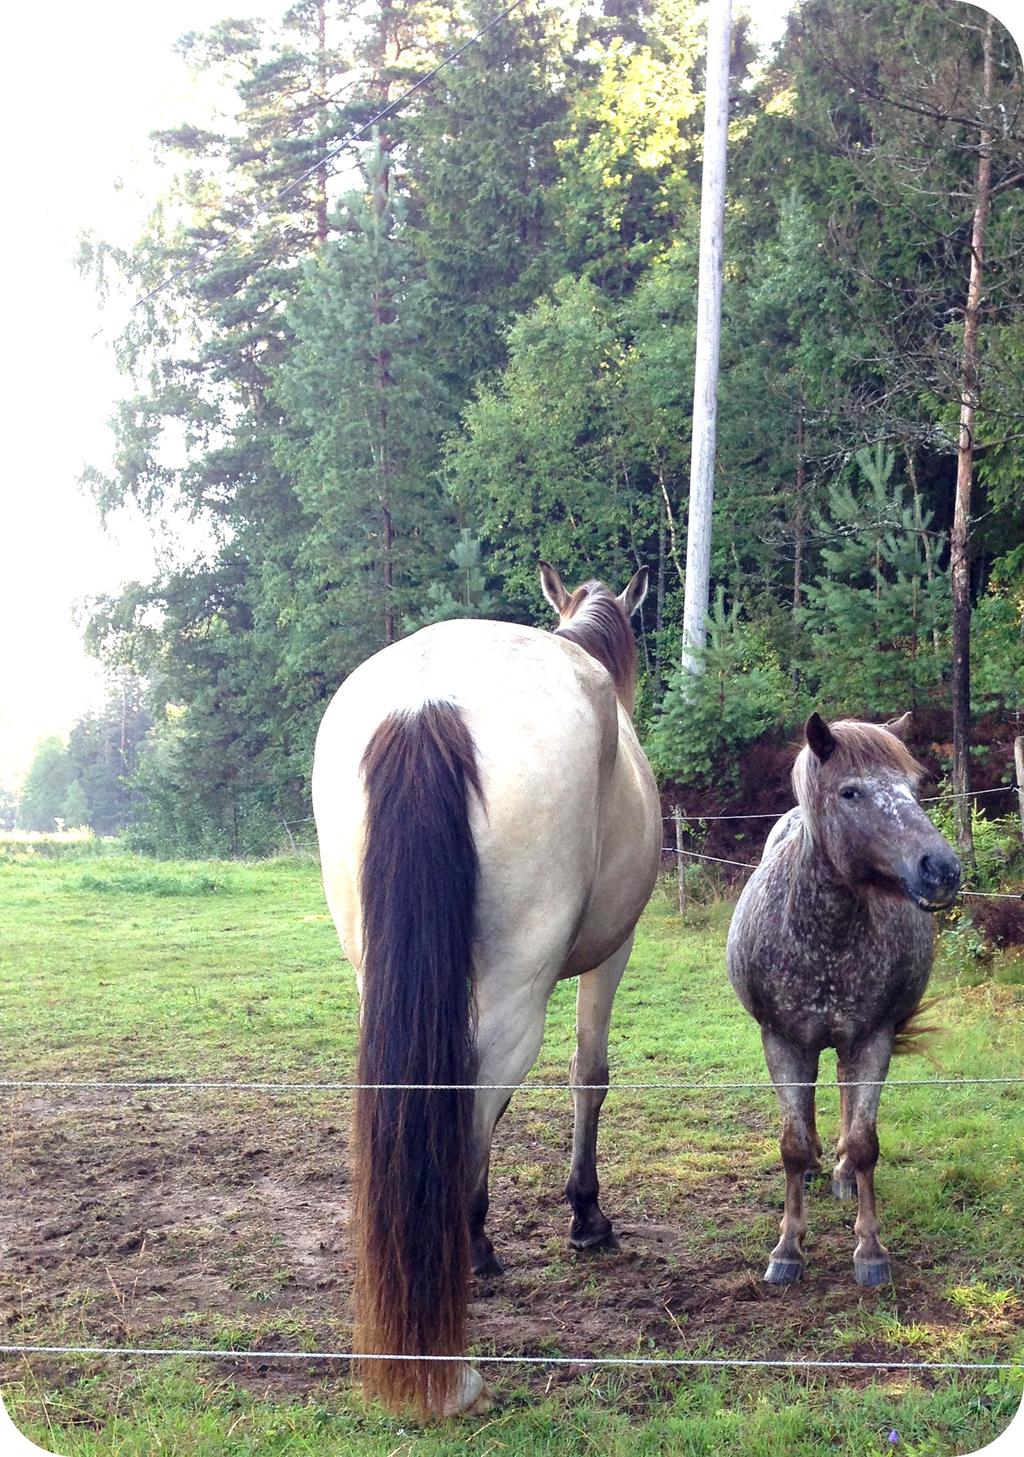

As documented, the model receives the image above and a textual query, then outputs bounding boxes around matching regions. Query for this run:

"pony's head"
[539,562,648,716]
[793,712,960,911]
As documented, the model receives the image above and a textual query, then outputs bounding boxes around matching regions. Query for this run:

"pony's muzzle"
[906,849,961,910]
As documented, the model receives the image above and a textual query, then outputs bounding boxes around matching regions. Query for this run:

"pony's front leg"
[565,936,633,1251]
[839,1028,895,1286]
[761,1029,820,1284]
[832,1060,857,1199]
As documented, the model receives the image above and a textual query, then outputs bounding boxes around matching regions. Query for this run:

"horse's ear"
[885,711,912,741]
[617,566,649,616]
[806,712,838,763]
[539,561,569,615]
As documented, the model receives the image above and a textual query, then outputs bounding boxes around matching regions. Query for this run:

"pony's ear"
[617,566,649,616]
[806,712,837,763]
[539,561,569,614]
[885,711,912,741]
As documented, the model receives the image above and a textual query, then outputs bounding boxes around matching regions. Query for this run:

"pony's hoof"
[764,1258,803,1284]
[854,1258,891,1287]
[832,1177,857,1200]
[803,1168,822,1189]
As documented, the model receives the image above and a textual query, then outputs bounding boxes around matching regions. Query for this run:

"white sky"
[2,0,1018,788]
[1,0,281,786]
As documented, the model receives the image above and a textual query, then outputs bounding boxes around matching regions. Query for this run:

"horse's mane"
[793,719,924,817]
[554,581,637,712]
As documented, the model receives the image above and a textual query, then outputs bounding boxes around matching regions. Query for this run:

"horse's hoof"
[832,1177,857,1201]
[441,1367,492,1417]
[764,1258,803,1284]
[854,1258,891,1287]
[803,1168,821,1189]
[471,1250,504,1278]
[568,1221,619,1253]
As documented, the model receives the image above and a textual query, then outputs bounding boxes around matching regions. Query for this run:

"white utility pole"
[681,0,732,677]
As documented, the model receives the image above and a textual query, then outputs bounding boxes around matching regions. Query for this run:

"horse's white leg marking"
[838,1028,894,1286]
[565,934,634,1249]
[468,980,553,1276]
[760,1028,821,1284]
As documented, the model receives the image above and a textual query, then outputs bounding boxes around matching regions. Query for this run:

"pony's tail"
[353,701,481,1417]
[893,994,945,1061]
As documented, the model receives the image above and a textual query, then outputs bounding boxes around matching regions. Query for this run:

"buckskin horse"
[312,564,661,1416]
[726,713,960,1288]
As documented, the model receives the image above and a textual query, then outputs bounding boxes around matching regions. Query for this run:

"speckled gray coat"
[724,714,960,1287]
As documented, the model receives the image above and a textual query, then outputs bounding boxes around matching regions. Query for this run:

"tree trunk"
[315,0,329,245]
[367,5,398,646]
[681,0,731,679]
[950,13,995,869]
[906,446,941,664]
[655,494,667,693]
[791,405,805,689]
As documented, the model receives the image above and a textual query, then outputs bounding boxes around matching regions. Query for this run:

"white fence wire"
[0,1344,1017,1374]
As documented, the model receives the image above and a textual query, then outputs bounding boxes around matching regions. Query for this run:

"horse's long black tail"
[353,702,481,1416]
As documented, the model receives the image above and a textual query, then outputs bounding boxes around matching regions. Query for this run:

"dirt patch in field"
[0,1090,994,1407]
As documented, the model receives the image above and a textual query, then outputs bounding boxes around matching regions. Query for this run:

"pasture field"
[0,848,1022,1456]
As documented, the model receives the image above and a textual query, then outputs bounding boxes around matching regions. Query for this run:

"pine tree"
[801,446,948,714]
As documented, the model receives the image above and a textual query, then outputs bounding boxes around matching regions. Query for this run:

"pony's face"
[796,714,961,911]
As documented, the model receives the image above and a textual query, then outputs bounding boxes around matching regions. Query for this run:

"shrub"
[647,591,792,787]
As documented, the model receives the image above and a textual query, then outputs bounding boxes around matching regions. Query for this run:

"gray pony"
[727,713,960,1287]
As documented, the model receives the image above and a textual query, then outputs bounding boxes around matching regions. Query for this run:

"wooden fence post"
[1014,736,1024,844]
[673,806,686,917]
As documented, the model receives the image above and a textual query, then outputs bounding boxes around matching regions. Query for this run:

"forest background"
[10,0,1024,860]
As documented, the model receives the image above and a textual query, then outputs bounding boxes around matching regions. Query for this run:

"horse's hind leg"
[761,1029,820,1284]
[565,936,633,1251]
[469,984,550,1276]
[839,1029,895,1286]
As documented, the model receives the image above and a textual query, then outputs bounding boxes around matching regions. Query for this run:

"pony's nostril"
[920,852,961,892]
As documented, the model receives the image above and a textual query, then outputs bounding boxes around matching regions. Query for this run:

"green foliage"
[800,447,948,715]
[62,779,90,829]
[554,0,701,293]
[126,706,285,860]
[927,801,1023,895]
[447,276,642,608]
[972,558,1024,714]
[18,736,72,832]
[0,830,114,863]
[406,530,501,629]
[75,866,237,896]
[646,591,792,787]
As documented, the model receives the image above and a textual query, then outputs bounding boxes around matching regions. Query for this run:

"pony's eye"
[840,785,862,801]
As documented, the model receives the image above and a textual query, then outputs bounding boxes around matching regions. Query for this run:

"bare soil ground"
[0,1089,984,1405]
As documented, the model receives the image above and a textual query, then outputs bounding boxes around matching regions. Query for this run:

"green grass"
[1,854,1022,1455]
